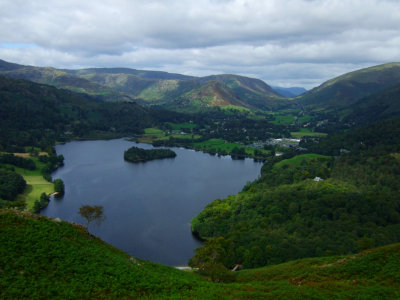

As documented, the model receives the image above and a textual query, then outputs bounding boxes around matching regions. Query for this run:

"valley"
[1,59,400,298]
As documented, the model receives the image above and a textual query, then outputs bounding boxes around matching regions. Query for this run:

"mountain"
[0,59,133,102]
[165,76,291,111]
[2,209,399,299]
[0,75,177,149]
[298,62,400,110]
[63,67,194,80]
[168,80,248,110]
[272,86,307,97]
[66,67,289,110]
[0,59,291,111]
[195,74,287,109]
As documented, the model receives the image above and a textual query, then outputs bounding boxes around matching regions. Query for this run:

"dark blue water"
[41,139,262,266]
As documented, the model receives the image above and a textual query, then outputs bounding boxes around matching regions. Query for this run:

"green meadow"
[273,153,331,169]
[12,158,54,211]
[291,128,328,138]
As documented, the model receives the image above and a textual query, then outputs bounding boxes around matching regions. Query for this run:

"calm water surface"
[41,139,262,266]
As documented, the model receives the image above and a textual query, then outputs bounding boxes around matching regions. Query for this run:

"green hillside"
[70,67,290,110]
[0,75,180,150]
[0,59,291,112]
[343,82,400,125]
[298,62,400,110]
[192,118,400,268]
[0,60,133,102]
[1,209,399,299]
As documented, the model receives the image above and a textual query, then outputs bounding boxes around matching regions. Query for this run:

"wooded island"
[124,146,176,163]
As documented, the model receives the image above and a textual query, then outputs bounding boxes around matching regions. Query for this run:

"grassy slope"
[236,243,400,299]
[273,153,330,169]
[1,209,399,299]
[291,128,328,138]
[298,62,400,111]
[5,158,54,211]
[193,139,270,157]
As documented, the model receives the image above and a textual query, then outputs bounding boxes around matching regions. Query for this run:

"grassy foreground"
[1,209,399,299]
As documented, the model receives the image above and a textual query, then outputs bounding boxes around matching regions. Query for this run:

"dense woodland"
[191,117,400,269]
[0,76,188,151]
[124,146,176,162]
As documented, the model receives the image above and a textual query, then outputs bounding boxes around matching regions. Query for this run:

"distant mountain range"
[2,59,400,120]
[0,59,292,112]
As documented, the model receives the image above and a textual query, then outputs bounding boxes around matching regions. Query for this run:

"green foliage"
[0,170,26,201]
[0,210,207,299]
[53,179,65,194]
[124,146,176,163]
[0,75,188,150]
[78,205,106,230]
[33,193,50,213]
[192,143,400,268]
[0,154,36,170]
[189,237,236,283]
[1,209,400,299]
[300,118,400,156]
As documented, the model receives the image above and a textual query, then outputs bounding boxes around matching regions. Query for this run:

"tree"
[53,179,65,195]
[79,205,105,230]
[189,237,235,282]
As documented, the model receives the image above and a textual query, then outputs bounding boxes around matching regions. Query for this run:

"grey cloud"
[0,0,399,88]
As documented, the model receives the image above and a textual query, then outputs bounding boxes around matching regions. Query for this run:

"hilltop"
[1,209,399,299]
[0,59,291,112]
[0,59,133,102]
[298,62,400,111]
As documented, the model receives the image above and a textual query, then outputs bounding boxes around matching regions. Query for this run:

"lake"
[41,139,262,266]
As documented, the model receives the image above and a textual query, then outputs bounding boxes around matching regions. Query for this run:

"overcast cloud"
[1,0,400,88]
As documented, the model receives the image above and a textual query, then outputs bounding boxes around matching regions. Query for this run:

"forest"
[124,146,176,162]
[191,117,400,269]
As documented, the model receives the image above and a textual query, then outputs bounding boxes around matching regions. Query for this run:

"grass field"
[12,158,54,211]
[165,122,197,130]
[194,139,270,157]
[138,128,169,143]
[139,127,201,143]
[271,114,296,125]
[220,105,251,113]
[273,153,331,169]
[194,139,239,152]
[16,176,54,211]
[291,128,328,138]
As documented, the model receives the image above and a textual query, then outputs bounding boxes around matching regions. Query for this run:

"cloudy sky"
[1,0,400,89]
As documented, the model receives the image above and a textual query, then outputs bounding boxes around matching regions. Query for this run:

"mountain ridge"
[297,62,400,110]
[0,59,290,111]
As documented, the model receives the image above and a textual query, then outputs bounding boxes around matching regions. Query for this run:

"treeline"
[0,76,189,150]
[300,118,400,156]
[191,118,400,269]
[38,154,64,181]
[124,146,176,163]
[0,154,36,170]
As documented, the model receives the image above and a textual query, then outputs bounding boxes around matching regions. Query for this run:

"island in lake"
[124,146,176,163]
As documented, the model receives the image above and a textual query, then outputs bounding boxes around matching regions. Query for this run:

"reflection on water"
[41,139,262,266]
